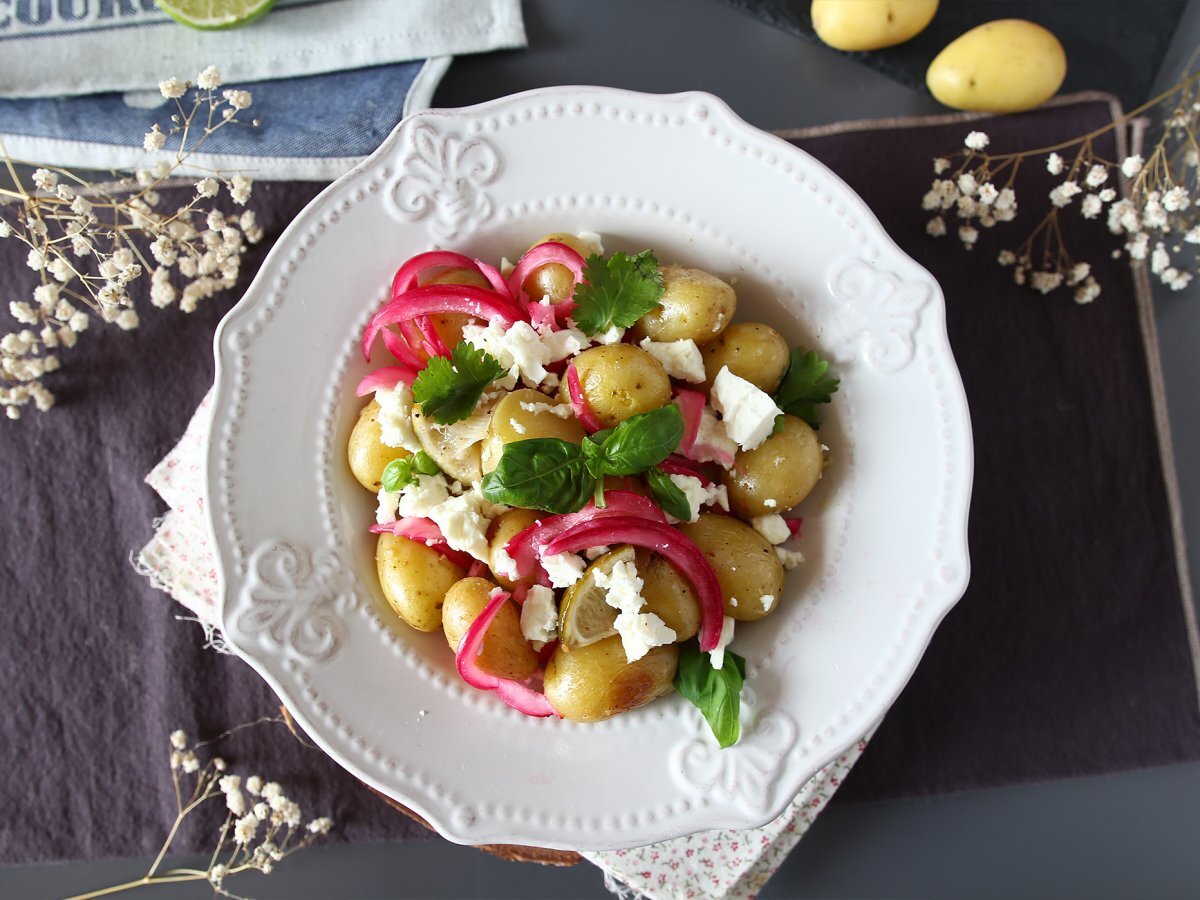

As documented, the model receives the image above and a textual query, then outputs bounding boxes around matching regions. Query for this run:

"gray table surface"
[6,1,1200,898]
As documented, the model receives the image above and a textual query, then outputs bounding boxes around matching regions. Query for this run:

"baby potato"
[441,576,538,681]
[721,414,823,517]
[522,233,596,302]
[630,266,736,344]
[926,19,1066,112]
[421,267,491,351]
[701,322,790,393]
[636,549,700,641]
[543,637,678,723]
[678,513,784,621]
[560,345,672,429]
[488,507,542,588]
[376,532,466,632]
[811,0,938,51]
[481,388,585,474]
[348,399,410,492]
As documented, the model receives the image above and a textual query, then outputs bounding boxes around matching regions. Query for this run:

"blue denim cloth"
[0,61,427,163]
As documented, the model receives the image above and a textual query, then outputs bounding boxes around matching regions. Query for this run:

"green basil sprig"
[380,450,440,492]
[645,467,692,522]
[482,404,683,514]
[674,643,746,749]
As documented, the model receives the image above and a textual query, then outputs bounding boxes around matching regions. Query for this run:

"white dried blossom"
[229,174,253,205]
[957,172,978,197]
[226,789,246,817]
[933,157,951,174]
[964,130,990,151]
[1074,277,1101,304]
[159,77,187,99]
[0,220,12,238]
[196,178,220,199]
[307,817,334,835]
[1081,194,1103,219]
[197,65,221,89]
[223,89,252,110]
[977,182,999,205]
[1098,188,1117,203]
[143,124,166,152]
[55,184,76,202]
[68,312,89,333]
[9,302,38,325]
[1067,262,1091,285]
[958,225,978,248]
[32,168,58,191]
[1162,267,1193,290]
[926,216,947,237]
[1084,164,1109,188]
[1049,180,1082,208]
[1126,232,1150,260]
[1046,153,1064,175]
[233,813,260,845]
[997,249,1017,266]
[1030,271,1063,294]
[1162,185,1190,211]
[1121,155,1144,178]
[1151,242,1171,274]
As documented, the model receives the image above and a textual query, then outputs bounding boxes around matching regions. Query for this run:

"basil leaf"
[674,643,746,749]
[592,404,683,475]
[380,450,440,492]
[646,467,692,522]
[480,438,596,514]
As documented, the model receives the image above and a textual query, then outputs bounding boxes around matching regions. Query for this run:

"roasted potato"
[560,344,672,429]
[630,266,736,344]
[678,513,784,621]
[348,399,410,492]
[376,532,466,632]
[543,637,678,723]
[701,322,790,393]
[487,507,542,589]
[721,414,823,517]
[481,388,585,474]
[636,549,701,641]
[441,576,538,681]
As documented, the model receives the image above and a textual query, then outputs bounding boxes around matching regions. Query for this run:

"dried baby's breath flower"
[921,66,1200,303]
[1,68,264,419]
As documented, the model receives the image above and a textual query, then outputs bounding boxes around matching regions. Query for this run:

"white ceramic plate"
[208,87,972,851]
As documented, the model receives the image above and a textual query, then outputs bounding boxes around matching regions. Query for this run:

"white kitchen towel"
[0,0,525,180]
[0,0,526,98]
[137,395,871,900]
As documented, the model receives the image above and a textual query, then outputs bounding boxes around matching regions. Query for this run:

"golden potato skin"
[636,549,700,641]
[421,267,491,352]
[487,507,542,589]
[348,399,410,492]
[812,0,938,51]
[701,322,790,393]
[543,637,678,723]
[376,532,466,632]
[561,345,672,429]
[926,19,1066,113]
[678,514,784,622]
[630,266,736,344]
[721,414,823,517]
[521,233,594,303]
[481,388,585,474]
[441,576,538,681]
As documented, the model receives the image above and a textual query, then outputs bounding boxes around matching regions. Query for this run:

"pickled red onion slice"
[381,327,426,371]
[415,315,452,358]
[656,454,712,486]
[369,518,474,569]
[542,516,724,651]
[674,390,704,456]
[391,250,477,295]
[785,516,803,539]
[504,491,668,583]
[363,284,526,361]
[473,259,514,300]
[355,365,417,397]
[455,588,561,717]
[566,364,602,433]
[507,241,587,303]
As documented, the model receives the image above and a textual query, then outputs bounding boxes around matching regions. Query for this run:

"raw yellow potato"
[630,266,737,344]
[559,344,672,429]
[375,532,466,632]
[678,513,784,622]
[441,576,538,681]
[811,0,938,51]
[543,637,678,723]
[700,322,790,393]
[348,399,410,492]
[721,414,823,517]
[636,549,700,641]
[487,507,542,589]
[926,19,1066,112]
[522,232,596,303]
[481,388,585,474]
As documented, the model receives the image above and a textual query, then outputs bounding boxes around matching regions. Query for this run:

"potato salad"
[348,233,838,746]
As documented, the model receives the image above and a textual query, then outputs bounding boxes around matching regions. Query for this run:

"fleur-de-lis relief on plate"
[669,688,798,814]
[823,257,933,373]
[386,122,500,239]
[236,542,356,662]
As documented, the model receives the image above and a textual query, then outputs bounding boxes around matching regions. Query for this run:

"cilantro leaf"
[480,439,596,514]
[411,341,506,424]
[380,450,440,492]
[772,349,840,429]
[571,250,664,335]
[674,644,746,748]
[646,467,693,522]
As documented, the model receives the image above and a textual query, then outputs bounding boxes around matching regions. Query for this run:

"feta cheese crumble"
[376,488,399,525]
[776,547,805,570]
[520,585,559,643]
[595,325,626,345]
[461,320,588,388]
[519,400,573,418]
[692,405,739,467]
[709,615,736,670]
[760,594,775,611]
[638,337,705,382]
[374,382,422,453]
[751,513,791,545]
[668,473,729,522]
[542,551,586,588]
[593,558,677,662]
[492,544,519,580]
[711,366,782,451]
[393,474,493,562]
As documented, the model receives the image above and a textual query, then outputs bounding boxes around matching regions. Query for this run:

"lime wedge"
[155,0,275,30]
[558,545,635,651]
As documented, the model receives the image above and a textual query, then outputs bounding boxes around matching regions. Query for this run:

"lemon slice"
[558,545,635,651]
[155,0,275,30]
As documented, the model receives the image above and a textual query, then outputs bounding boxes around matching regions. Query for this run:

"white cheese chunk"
[374,382,422,453]
[375,488,399,526]
[593,558,677,662]
[492,544,519,580]
[709,615,736,670]
[520,585,559,643]
[519,400,573,418]
[752,513,791,545]
[542,551,586,588]
[574,231,605,256]
[711,366,783,451]
[595,325,626,345]
[638,337,705,383]
[395,473,451,519]
[691,405,739,467]
[427,490,490,562]
[776,547,805,570]
[584,545,611,561]
[668,473,730,522]
[760,594,775,611]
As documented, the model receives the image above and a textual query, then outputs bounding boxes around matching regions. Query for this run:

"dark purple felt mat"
[1,96,1196,864]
